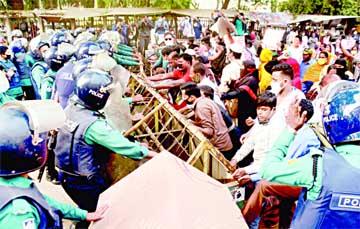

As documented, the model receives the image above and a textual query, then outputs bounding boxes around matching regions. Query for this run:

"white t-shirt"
[287,46,304,64]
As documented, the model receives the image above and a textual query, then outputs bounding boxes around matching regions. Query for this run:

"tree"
[150,0,191,9]
[279,0,360,15]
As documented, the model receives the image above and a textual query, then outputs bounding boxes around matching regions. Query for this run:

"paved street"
[29,171,74,228]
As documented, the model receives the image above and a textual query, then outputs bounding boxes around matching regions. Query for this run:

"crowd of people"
[0,9,360,228]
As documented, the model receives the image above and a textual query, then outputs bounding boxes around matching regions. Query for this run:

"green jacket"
[0,176,87,228]
[84,118,149,159]
[260,128,360,200]
[0,93,14,106]
[40,69,56,100]
[31,61,47,93]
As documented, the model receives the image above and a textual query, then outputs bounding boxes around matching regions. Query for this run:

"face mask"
[165,39,174,46]
[270,81,281,95]
[317,58,327,65]
[4,54,11,60]
[336,68,346,77]
[192,73,200,83]
[49,59,64,72]
[351,50,358,56]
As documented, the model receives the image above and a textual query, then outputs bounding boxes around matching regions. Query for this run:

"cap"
[303,48,314,55]
[229,43,242,54]
[184,49,196,56]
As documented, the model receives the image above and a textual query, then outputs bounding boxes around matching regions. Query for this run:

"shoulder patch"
[22,218,35,229]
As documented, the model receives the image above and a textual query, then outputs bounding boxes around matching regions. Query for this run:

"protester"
[183,86,235,159]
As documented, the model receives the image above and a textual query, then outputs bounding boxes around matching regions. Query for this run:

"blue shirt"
[285,124,320,160]
[300,59,315,80]
[251,124,320,182]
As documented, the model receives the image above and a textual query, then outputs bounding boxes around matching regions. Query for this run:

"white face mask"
[165,40,174,46]
[0,71,9,93]
[270,81,281,95]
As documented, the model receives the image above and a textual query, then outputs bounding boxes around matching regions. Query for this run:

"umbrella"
[92,152,248,229]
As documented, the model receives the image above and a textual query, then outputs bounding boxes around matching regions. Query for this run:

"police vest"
[0,59,21,91]
[291,147,360,228]
[0,183,62,229]
[31,61,49,99]
[13,53,31,81]
[55,103,108,177]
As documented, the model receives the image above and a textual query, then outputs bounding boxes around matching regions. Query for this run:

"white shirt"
[198,77,225,109]
[218,59,242,93]
[232,118,283,175]
[287,45,304,64]
[271,87,305,130]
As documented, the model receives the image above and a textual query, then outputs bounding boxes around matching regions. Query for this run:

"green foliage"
[279,0,360,15]
[150,0,191,9]
[0,0,10,10]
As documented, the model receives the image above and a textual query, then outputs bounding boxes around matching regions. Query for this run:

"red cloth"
[173,69,192,82]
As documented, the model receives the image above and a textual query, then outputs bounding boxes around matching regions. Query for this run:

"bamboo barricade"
[104,72,237,185]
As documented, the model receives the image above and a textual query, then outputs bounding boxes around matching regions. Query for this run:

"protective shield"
[103,64,132,132]
[1,100,66,145]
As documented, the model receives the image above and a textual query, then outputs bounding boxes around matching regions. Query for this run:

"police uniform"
[0,101,88,228]
[0,58,23,100]
[31,61,48,99]
[0,176,87,229]
[40,69,56,100]
[54,69,149,228]
[259,81,360,228]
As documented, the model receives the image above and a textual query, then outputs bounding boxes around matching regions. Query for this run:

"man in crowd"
[138,16,153,55]
[183,85,235,160]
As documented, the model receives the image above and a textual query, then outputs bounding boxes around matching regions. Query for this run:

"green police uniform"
[0,93,14,106]
[259,128,360,200]
[40,69,56,100]
[84,116,149,159]
[113,53,140,66]
[31,61,47,93]
[0,176,87,228]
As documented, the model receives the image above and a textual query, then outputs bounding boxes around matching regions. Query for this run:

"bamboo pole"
[124,101,166,137]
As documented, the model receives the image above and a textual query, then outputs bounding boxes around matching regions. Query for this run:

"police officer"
[50,31,74,47]
[55,69,157,228]
[10,39,36,100]
[31,41,50,98]
[0,45,23,100]
[0,100,108,228]
[41,46,69,100]
[259,80,360,228]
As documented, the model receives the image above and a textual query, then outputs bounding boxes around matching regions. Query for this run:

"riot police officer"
[0,45,23,100]
[55,69,157,228]
[0,100,108,228]
[259,80,360,228]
